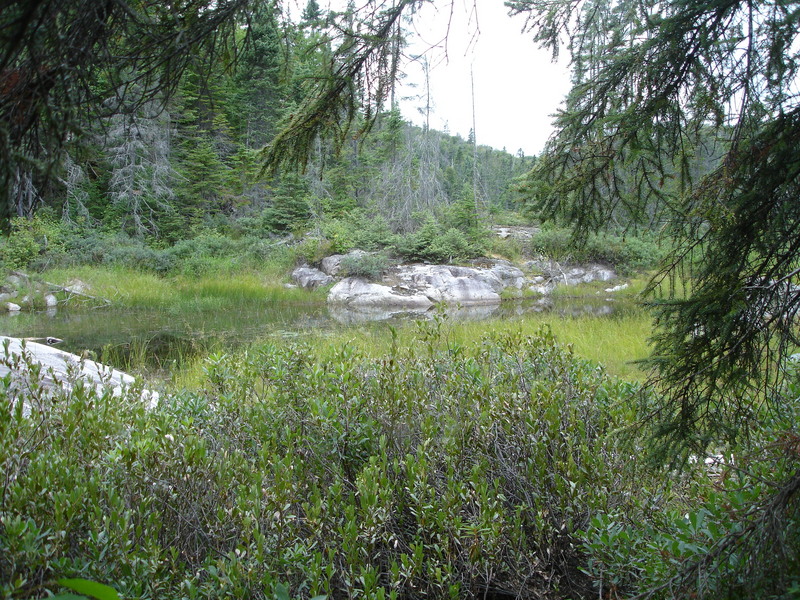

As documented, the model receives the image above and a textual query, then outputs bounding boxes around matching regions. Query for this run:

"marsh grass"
[44,265,324,309]
[297,307,652,382]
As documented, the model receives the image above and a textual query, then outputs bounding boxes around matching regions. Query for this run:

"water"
[0,296,634,374]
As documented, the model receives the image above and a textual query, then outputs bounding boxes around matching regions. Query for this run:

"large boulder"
[328,264,505,308]
[328,277,434,309]
[1,336,159,414]
[392,265,502,305]
[291,266,334,289]
[321,250,370,277]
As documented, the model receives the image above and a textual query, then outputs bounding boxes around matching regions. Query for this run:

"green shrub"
[531,226,665,274]
[338,252,390,280]
[392,218,484,263]
[1,215,67,271]
[1,327,645,600]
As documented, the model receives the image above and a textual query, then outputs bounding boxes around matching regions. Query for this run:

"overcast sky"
[396,1,573,156]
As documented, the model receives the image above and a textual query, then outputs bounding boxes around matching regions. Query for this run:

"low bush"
[531,227,665,274]
[2,327,646,600]
[338,252,390,280]
[3,320,796,599]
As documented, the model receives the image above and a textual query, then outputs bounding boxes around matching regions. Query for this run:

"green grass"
[42,265,325,309]
[287,308,652,382]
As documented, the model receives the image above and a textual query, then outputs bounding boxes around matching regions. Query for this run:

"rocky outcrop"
[1,336,159,414]
[328,277,434,308]
[322,255,620,308]
[328,262,528,308]
[291,266,334,289]
[524,258,616,295]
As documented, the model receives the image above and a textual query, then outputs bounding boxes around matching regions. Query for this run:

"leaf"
[274,582,290,600]
[57,579,121,600]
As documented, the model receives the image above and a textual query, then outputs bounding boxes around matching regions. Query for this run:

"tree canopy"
[507,0,800,454]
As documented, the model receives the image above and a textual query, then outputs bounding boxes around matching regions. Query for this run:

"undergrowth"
[2,323,797,600]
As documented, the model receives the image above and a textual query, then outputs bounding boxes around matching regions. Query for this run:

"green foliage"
[1,327,649,600]
[338,252,390,281]
[531,227,664,274]
[262,176,312,233]
[1,215,67,271]
[320,211,394,254]
[391,217,484,264]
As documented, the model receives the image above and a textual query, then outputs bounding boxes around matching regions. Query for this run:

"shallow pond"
[0,295,638,374]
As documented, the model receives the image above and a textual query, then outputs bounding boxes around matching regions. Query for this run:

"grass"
[276,307,653,383]
[42,265,326,309]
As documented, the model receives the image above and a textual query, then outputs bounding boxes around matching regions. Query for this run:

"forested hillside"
[1,0,536,272]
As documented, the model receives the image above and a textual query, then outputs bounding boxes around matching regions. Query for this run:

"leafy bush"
[531,226,665,274]
[321,211,394,254]
[338,252,390,280]
[1,327,645,600]
[392,218,484,263]
[1,215,68,271]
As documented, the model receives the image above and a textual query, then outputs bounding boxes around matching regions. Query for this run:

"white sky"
[396,1,573,155]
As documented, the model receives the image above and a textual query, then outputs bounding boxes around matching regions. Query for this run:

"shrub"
[338,252,390,280]
[531,226,665,274]
[1,327,645,600]
[392,219,484,263]
[1,215,67,271]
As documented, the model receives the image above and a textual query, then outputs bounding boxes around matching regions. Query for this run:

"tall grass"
[43,265,324,309]
[303,308,652,381]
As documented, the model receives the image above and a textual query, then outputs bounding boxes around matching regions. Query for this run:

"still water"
[0,296,633,374]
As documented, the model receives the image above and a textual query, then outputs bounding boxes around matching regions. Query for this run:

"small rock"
[4,302,21,312]
[44,293,58,307]
[605,283,629,293]
[291,266,334,289]
[65,279,91,295]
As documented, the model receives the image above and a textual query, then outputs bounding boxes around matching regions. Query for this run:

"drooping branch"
[260,0,421,173]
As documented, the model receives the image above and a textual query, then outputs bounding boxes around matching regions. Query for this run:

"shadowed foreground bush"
[1,327,797,599]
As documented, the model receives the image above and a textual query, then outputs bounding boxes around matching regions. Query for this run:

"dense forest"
[0,0,538,274]
[1,0,799,599]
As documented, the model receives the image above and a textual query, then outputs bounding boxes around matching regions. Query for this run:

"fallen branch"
[10,271,112,307]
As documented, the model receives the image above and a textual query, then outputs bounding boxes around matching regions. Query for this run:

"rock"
[0,336,159,414]
[64,279,91,295]
[321,250,369,277]
[329,277,434,309]
[605,283,628,293]
[6,274,24,287]
[491,225,540,240]
[479,261,526,292]
[291,266,334,289]
[392,265,502,305]
[4,302,21,312]
[0,292,12,303]
[44,293,58,307]
[328,264,505,308]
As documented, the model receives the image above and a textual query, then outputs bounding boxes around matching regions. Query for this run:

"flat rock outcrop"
[1,336,159,413]
[328,262,528,308]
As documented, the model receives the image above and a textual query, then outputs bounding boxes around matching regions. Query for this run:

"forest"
[1,0,799,598]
